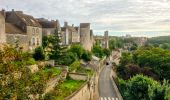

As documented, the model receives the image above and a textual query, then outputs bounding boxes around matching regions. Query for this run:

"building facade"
[0,11,6,44]
[37,18,61,36]
[61,22,80,45]
[5,9,42,51]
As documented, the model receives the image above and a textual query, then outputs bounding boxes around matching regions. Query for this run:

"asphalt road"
[98,64,118,100]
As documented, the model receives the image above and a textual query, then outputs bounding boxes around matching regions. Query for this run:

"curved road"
[99,64,118,100]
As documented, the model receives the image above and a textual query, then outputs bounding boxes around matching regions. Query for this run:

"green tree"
[149,80,170,100]
[69,45,84,59]
[103,48,111,57]
[81,51,92,61]
[128,75,158,100]
[59,52,77,65]
[33,46,45,61]
[48,29,66,62]
[92,45,104,58]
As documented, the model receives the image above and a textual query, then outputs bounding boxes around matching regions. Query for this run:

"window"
[32,38,35,46]
[36,28,39,33]
[32,28,35,34]
[37,38,39,46]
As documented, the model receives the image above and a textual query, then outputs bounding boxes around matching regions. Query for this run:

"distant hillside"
[148,36,170,44]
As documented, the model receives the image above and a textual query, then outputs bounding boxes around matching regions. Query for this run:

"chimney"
[1,9,6,18]
[64,22,68,27]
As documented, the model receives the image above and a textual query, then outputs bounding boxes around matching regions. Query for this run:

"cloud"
[0,0,170,37]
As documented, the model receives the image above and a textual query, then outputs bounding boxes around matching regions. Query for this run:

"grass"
[31,67,61,83]
[43,67,61,76]
[44,78,85,99]
[76,66,94,76]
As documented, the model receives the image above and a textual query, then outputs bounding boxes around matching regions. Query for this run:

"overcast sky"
[1,0,170,37]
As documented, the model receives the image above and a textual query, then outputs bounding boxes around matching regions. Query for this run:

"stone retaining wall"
[69,73,88,81]
[65,82,90,100]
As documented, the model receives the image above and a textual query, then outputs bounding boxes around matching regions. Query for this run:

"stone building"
[5,9,42,51]
[94,31,109,49]
[0,11,6,44]
[37,18,61,36]
[80,23,92,51]
[103,30,109,49]
[61,22,80,45]
[90,30,94,45]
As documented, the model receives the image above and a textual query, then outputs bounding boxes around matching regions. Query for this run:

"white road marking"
[108,97,111,100]
[100,97,118,100]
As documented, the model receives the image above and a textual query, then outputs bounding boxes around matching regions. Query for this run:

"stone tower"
[104,30,109,49]
[80,23,92,51]
[0,11,6,44]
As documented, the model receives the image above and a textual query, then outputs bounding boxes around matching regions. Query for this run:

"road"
[98,64,118,100]
[98,50,121,100]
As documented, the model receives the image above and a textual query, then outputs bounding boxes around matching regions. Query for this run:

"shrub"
[127,75,158,100]
[81,51,92,61]
[69,45,84,59]
[33,47,45,61]
[69,61,80,72]
[59,52,77,65]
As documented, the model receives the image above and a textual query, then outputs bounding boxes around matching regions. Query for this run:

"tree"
[109,39,116,50]
[148,80,170,100]
[48,29,66,62]
[92,45,104,58]
[81,51,92,61]
[69,45,84,59]
[128,75,158,100]
[33,47,45,61]
[103,48,111,57]
[118,75,170,100]
[59,52,77,65]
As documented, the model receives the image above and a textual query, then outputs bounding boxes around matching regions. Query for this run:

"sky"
[1,0,170,37]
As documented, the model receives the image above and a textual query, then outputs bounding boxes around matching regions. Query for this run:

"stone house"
[37,18,61,36]
[0,11,6,44]
[61,22,80,45]
[4,9,42,51]
[80,23,92,51]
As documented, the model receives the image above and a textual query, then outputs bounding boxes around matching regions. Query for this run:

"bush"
[33,47,45,61]
[81,51,92,61]
[127,75,158,100]
[69,61,80,72]
[69,45,84,59]
[148,80,170,100]
[25,58,36,65]
[92,45,104,58]
[103,48,111,57]
[59,52,77,65]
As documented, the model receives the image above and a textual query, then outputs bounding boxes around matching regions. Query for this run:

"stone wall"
[65,82,91,100]
[72,31,80,43]
[69,73,88,81]
[0,13,6,44]
[6,34,28,51]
